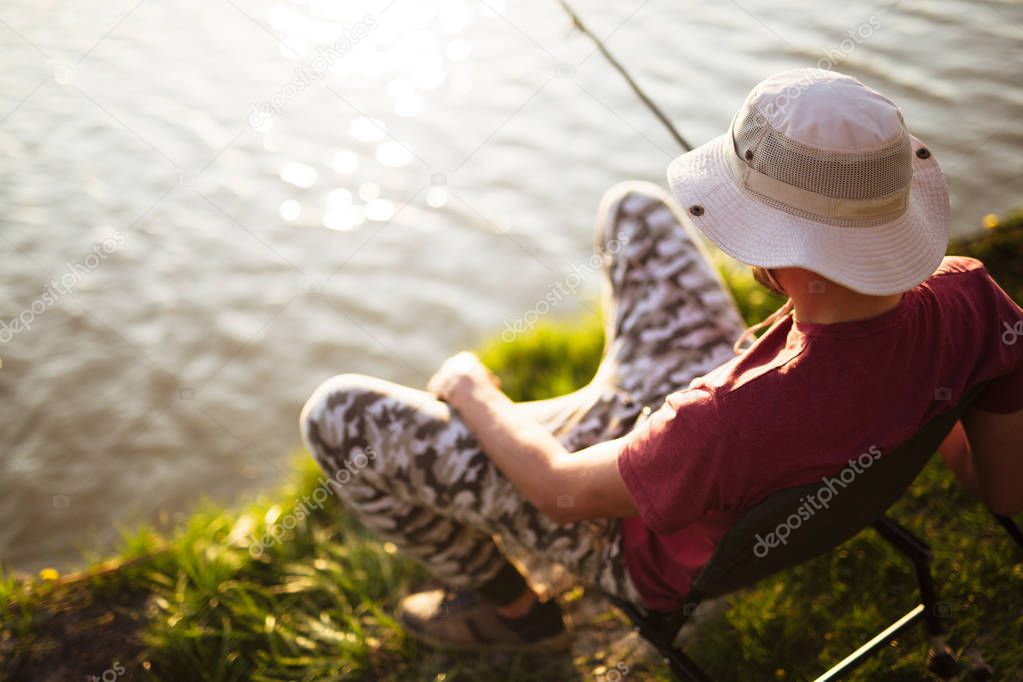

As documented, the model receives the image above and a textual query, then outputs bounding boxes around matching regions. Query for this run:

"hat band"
[724,146,910,222]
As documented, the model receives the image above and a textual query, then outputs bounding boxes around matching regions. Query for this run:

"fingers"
[427,351,486,402]
[426,374,443,400]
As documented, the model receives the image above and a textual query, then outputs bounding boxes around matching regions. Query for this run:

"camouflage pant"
[300,182,746,606]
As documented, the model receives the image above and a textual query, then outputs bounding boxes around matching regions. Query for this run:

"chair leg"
[609,596,713,682]
[873,516,960,679]
[612,511,1001,682]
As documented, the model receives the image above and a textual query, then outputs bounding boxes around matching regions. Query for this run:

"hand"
[427,351,500,406]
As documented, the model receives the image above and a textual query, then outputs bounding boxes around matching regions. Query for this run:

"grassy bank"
[3,212,1022,681]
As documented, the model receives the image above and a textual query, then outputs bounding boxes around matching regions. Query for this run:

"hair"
[752,266,786,297]
[734,267,793,354]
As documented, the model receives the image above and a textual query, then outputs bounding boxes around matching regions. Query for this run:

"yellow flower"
[983,213,999,229]
[39,568,59,581]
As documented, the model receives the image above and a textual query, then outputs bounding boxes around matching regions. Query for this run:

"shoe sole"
[396,603,576,655]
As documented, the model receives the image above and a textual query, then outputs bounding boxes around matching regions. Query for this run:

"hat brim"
[666,133,949,296]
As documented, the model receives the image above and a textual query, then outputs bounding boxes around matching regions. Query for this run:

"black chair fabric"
[690,383,988,599]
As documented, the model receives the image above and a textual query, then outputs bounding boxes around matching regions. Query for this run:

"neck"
[791,290,903,325]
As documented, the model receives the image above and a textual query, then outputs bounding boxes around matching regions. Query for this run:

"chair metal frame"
[610,384,1023,681]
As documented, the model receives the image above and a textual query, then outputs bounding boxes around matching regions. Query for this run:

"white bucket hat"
[667,68,949,296]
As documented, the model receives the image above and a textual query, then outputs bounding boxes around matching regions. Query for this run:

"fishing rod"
[555,2,1014,253]
[555,0,693,153]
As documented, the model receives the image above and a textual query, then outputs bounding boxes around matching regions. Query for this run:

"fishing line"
[556,0,693,153]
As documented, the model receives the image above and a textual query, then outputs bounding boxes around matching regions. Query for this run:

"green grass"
[479,314,608,403]
[948,208,1023,304]
[2,214,1022,681]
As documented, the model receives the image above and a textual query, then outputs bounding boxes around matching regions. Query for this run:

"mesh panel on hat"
[732,102,914,227]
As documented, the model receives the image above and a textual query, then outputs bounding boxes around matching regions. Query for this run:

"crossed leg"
[300,182,746,609]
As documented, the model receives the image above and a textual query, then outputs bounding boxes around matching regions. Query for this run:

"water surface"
[2,0,1020,570]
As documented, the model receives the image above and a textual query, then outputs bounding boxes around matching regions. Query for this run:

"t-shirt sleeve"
[973,269,1023,414]
[617,388,736,535]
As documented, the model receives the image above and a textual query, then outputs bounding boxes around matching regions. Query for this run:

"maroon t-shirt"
[617,257,1023,611]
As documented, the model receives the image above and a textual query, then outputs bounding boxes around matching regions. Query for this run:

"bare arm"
[428,352,638,523]
[937,420,982,499]
[960,406,1023,516]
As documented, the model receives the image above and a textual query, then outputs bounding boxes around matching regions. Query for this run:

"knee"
[595,181,677,249]
[300,373,382,455]
[599,181,672,217]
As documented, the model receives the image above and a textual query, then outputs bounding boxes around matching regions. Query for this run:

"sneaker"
[395,588,573,653]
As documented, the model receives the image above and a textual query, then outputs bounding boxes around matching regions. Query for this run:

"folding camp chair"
[610,383,1023,681]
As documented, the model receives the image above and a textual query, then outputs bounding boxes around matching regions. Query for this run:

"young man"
[300,69,1023,651]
